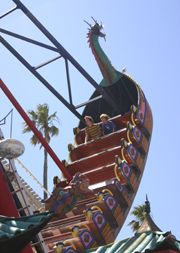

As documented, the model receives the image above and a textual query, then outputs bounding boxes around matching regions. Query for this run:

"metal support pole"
[34,55,62,70]
[65,59,73,105]
[0,6,18,19]
[75,95,103,109]
[0,28,59,52]
[0,79,72,181]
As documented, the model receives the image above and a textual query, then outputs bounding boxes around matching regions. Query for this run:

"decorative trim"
[137,86,147,126]
[128,144,138,163]
[93,212,107,230]
[121,162,133,180]
[63,248,76,253]
[79,230,95,249]
[104,195,118,212]
[114,179,124,193]
[133,127,143,144]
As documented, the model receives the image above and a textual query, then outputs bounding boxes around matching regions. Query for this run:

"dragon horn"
[84,20,91,27]
[91,16,97,24]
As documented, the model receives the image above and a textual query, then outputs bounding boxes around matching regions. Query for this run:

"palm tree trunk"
[43,148,48,199]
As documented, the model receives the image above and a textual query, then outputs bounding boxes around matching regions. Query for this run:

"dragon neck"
[88,33,120,86]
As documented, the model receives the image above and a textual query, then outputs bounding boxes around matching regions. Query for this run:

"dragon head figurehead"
[70,173,93,198]
[84,17,106,40]
[44,173,94,216]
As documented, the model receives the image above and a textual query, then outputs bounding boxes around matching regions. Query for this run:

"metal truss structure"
[0,0,121,125]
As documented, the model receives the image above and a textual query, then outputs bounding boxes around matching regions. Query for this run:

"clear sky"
[1,0,180,243]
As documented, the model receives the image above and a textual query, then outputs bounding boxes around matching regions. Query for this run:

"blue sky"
[1,0,180,242]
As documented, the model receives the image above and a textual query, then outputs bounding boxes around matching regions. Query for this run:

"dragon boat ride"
[39,18,153,252]
[0,6,153,252]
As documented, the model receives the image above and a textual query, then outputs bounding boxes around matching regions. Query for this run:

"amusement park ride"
[0,1,153,252]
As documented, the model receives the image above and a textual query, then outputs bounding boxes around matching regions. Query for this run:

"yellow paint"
[121,147,128,163]
[114,164,121,182]
[70,226,79,238]
[91,206,103,213]
[97,193,104,203]
[53,244,63,253]
[64,240,76,250]
[79,223,90,231]
[102,189,113,196]
[83,209,93,220]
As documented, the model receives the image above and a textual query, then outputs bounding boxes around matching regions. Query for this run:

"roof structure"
[0,211,54,253]
[86,198,180,253]
[86,231,180,253]
[133,195,161,235]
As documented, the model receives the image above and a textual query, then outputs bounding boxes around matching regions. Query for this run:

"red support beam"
[0,164,33,253]
[0,79,72,181]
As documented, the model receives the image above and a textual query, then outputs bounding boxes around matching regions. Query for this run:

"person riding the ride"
[84,116,101,144]
[100,114,116,135]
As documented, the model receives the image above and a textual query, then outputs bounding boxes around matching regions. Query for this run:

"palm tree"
[22,103,60,199]
[127,204,146,233]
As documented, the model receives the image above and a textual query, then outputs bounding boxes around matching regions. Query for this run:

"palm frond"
[30,134,39,146]
[128,204,146,232]
[27,110,38,122]
[36,104,49,125]
[127,220,140,232]
[22,122,32,133]
[48,111,60,124]
[49,126,59,137]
